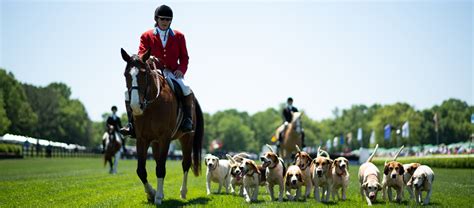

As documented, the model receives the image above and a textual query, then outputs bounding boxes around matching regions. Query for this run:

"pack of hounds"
[204,144,434,206]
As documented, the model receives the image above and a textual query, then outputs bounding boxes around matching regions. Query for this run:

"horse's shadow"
[142,197,211,207]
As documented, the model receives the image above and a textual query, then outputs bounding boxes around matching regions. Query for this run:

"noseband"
[128,63,161,111]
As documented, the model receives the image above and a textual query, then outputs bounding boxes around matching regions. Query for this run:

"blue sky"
[1,0,472,121]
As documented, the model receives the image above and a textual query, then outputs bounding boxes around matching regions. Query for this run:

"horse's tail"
[192,98,204,177]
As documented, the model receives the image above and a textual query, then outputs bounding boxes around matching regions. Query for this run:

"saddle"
[164,76,185,137]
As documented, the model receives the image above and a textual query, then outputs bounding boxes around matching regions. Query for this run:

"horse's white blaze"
[181,171,188,199]
[129,67,143,115]
[155,178,164,205]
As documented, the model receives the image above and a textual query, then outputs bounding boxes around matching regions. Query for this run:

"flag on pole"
[402,121,409,138]
[370,130,375,145]
[384,124,391,140]
[433,113,439,133]
[357,128,363,141]
[326,139,331,150]
[333,137,338,147]
[340,134,345,145]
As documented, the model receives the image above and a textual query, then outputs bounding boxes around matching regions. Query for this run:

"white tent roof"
[0,134,86,150]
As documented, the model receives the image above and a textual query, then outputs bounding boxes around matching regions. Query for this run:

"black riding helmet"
[111,106,117,111]
[155,5,173,20]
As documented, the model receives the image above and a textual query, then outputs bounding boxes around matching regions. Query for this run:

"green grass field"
[0,158,472,207]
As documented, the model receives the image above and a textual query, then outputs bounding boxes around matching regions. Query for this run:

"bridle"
[128,60,161,111]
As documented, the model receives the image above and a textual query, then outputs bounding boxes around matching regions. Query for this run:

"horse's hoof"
[180,192,187,199]
[154,199,162,205]
[155,193,164,205]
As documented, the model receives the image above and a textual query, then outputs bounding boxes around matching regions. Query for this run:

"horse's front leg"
[152,141,171,205]
[136,141,154,202]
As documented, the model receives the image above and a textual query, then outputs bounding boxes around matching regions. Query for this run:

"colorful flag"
[370,130,375,145]
[384,124,391,140]
[357,128,363,141]
[340,134,344,145]
[333,137,338,147]
[326,139,331,150]
[402,121,409,138]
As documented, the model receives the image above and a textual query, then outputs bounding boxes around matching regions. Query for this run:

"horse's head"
[291,112,303,133]
[121,48,160,116]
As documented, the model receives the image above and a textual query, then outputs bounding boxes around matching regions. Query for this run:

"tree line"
[1,68,472,151]
[203,100,472,153]
[0,69,92,146]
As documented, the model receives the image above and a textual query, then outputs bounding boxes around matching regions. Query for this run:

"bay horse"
[103,124,122,174]
[120,48,204,205]
[278,112,303,164]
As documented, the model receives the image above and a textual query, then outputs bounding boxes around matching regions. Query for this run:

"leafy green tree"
[431,99,473,144]
[249,108,281,151]
[369,103,423,148]
[0,91,11,134]
[0,69,37,135]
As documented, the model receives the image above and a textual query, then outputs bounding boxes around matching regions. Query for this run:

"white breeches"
[163,69,192,96]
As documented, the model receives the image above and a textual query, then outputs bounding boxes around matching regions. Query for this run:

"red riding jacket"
[138,28,189,74]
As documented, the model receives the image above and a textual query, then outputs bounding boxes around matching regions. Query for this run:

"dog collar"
[268,160,279,169]
[336,170,346,176]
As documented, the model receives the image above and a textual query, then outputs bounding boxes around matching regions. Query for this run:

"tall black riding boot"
[180,93,194,133]
[119,101,136,138]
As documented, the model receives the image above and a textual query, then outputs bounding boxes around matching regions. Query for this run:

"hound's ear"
[377,183,382,190]
[344,159,349,170]
[226,154,235,165]
[121,48,131,62]
[384,164,389,175]
[255,165,261,175]
[285,174,290,186]
[204,158,208,166]
[362,182,368,189]
[306,155,313,165]
[398,163,404,175]
[141,50,151,63]
[413,163,421,169]
[423,174,431,186]
[297,173,303,183]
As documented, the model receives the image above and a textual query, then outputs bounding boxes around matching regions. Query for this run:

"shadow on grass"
[141,197,211,207]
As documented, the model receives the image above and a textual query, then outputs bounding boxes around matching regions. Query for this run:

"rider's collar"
[154,27,175,37]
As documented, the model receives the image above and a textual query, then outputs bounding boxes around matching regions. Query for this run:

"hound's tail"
[392,145,405,161]
[266,144,275,154]
[367,144,379,163]
[295,145,302,153]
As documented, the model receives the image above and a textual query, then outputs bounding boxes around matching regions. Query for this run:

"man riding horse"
[119,5,204,205]
[106,106,127,153]
[276,97,306,148]
[120,4,194,138]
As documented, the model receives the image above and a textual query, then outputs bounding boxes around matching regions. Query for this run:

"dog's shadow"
[141,197,211,207]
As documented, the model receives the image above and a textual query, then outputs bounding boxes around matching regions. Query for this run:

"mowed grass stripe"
[0,158,472,207]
